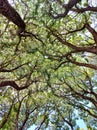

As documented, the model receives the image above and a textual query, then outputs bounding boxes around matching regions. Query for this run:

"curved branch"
[72,6,97,13]
[0,62,29,72]
[85,23,97,45]
[67,56,97,70]
[0,81,21,90]
[49,0,81,19]
[47,26,97,54]
[0,0,25,35]
[0,81,31,90]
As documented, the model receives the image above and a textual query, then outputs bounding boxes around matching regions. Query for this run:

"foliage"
[0,0,97,129]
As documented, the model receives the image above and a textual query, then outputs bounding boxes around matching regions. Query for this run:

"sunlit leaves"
[0,0,97,129]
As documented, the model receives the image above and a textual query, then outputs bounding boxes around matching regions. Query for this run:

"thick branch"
[72,6,97,13]
[47,27,97,54]
[0,0,25,35]
[0,81,30,90]
[0,81,21,90]
[85,23,97,45]
[49,0,80,19]
[67,56,97,70]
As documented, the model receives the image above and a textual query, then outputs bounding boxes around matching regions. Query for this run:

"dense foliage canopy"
[0,0,97,129]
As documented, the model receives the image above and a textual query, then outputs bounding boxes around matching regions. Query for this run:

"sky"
[27,119,87,130]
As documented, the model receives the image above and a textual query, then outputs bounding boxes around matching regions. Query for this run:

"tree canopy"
[0,0,97,129]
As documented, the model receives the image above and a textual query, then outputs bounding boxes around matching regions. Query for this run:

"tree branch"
[67,56,97,70]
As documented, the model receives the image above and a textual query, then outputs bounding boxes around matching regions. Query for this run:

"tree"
[0,0,97,129]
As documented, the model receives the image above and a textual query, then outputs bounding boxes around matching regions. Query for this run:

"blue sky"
[76,119,87,130]
[27,119,87,130]
[28,125,36,130]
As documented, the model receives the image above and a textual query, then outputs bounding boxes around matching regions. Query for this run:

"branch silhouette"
[0,0,26,36]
